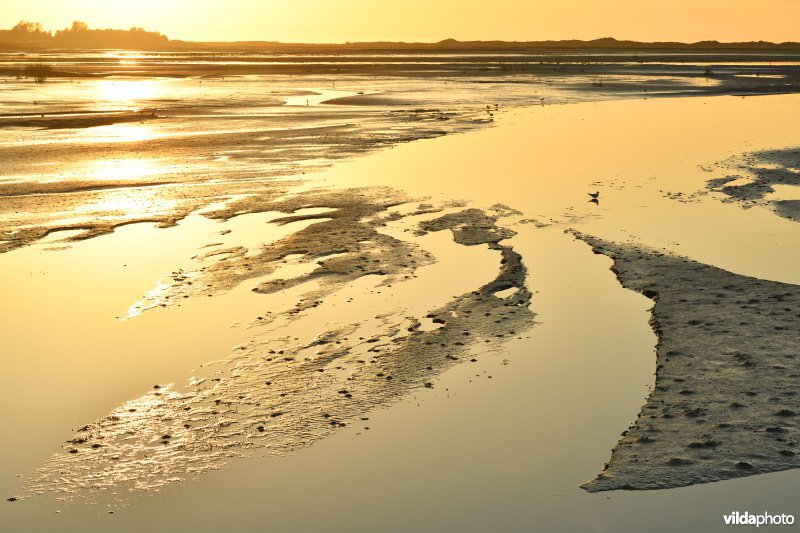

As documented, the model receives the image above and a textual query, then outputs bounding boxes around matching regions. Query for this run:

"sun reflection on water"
[89,158,167,180]
[99,79,159,103]
[92,124,159,143]
[78,186,177,221]
[125,280,171,319]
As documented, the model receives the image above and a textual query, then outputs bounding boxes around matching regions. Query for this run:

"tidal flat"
[1,51,799,532]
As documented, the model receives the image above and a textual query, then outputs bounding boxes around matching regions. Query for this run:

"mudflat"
[1,51,799,532]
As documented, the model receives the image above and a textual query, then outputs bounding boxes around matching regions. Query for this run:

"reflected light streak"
[93,124,158,143]
[89,158,167,181]
[99,79,159,103]
[125,280,171,319]
[78,188,177,220]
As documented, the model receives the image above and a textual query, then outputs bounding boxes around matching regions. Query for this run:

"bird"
[588,191,600,199]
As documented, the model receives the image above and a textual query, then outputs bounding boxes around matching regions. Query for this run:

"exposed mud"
[124,187,434,317]
[708,147,800,222]
[0,111,160,129]
[28,198,534,498]
[0,179,300,254]
[576,234,800,492]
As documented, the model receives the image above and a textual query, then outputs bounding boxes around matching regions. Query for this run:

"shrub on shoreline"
[24,61,52,83]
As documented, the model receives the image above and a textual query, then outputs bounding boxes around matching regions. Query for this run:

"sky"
[2,0,799,43]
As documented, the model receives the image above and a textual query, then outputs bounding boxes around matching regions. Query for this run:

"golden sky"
[3,0,800,43]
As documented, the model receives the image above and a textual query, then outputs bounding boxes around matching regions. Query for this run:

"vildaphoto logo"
[723,511,795,527]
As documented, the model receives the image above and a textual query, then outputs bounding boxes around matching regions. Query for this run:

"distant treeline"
[2,21,799,52]
[0,21,169,50]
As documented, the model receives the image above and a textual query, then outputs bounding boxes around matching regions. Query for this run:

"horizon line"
[2,22,800,48]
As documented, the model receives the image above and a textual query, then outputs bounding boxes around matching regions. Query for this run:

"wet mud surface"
[125,187,428,316]
[576,234,800,491]
[708,147,800,222]
[3,52,799,258]
[3,61,800,510]
[27,192,534,497]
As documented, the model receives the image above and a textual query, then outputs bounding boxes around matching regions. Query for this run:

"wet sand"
[1,61,799,531]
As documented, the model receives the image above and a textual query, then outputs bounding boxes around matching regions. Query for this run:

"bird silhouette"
[589,198,599,205]
[588,191,600,199]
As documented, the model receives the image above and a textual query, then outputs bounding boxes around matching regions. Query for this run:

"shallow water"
[1,51,797,256]
[324,94,800,283]
[1,67,799,531]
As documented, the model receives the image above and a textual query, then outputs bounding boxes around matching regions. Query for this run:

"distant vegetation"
[0,20,169,50]
[26,62,53,83]
[11,60,53,82]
